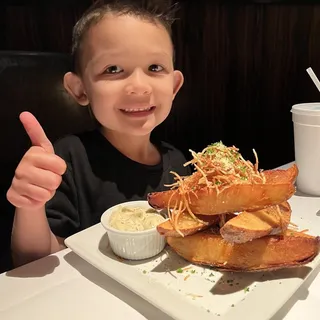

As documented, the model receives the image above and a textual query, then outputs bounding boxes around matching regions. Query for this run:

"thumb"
[19,112,54,154]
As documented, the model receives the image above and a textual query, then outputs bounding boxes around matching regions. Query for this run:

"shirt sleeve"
[45,161,80,239]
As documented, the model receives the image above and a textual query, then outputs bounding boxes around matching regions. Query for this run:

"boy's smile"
[119,105,156,116]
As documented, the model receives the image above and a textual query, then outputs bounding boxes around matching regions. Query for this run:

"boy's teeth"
[123,107,152,112]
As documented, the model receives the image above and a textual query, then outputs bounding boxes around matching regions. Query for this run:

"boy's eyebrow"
[89,50,172,66]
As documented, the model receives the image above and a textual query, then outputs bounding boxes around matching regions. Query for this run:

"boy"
[6,2,189,266]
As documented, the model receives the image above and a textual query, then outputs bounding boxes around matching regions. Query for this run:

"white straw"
[306,67,320,92]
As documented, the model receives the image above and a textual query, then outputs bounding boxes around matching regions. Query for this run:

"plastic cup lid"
[291,103,320,116]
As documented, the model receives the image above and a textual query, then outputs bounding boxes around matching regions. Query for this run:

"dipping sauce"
[109,206,165,231]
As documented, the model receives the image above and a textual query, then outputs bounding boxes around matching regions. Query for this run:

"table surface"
[0,248,320,320]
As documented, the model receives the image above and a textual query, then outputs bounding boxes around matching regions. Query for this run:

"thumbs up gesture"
[7,112,67,209]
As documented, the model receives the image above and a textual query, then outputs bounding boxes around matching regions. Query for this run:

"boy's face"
[65,14,183,137]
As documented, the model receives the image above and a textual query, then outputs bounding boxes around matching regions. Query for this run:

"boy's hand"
[7,112,67,209]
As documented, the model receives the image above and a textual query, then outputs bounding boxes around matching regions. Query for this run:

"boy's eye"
[104,65,123,74]
[149,64,164,72]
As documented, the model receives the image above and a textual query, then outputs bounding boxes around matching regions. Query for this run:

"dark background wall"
[2,1,320,169]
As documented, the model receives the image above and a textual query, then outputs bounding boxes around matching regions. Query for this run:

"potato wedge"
[157,213,218,237]
[148,165,298,215]
[157,212,235,237]
[167,228,319,272]
[220,201,291,243]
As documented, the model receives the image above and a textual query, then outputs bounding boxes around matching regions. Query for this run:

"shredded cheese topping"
[164,141,266,234]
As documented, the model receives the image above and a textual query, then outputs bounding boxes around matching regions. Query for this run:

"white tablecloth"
[0,248,319,320]
[1,162,320,319]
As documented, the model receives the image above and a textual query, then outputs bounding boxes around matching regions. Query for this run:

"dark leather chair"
[0,51,95,273]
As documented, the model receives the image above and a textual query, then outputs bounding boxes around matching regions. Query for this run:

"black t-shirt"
[45,130,190,238]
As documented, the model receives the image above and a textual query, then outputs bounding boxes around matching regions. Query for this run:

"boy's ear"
[172,70,184,100]
[63,72,89,106]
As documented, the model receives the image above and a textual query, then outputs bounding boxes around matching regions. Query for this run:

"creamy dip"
[109,206,165,231]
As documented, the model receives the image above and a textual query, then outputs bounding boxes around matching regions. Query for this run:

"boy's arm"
[11,162,78,268]
[11,206,65,267]
[7,113,78,268]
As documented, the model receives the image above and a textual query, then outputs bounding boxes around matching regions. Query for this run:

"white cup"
[291,103,320,195]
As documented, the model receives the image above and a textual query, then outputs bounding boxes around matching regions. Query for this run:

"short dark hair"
[71,0,179,75]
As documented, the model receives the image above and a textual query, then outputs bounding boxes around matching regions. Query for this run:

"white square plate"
[65,194,320,320]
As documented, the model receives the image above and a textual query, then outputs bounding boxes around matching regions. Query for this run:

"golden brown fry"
[148,165,298,215]
[167,228,320,272]
[220,201,291,243]
[157,212,235,237]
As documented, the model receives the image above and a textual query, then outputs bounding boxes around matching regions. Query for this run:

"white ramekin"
[100,200,167,260]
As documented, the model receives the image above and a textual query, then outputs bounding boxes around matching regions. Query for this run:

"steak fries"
[148,142,319,272]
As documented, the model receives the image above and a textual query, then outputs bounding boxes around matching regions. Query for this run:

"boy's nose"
[125,70,152,96]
